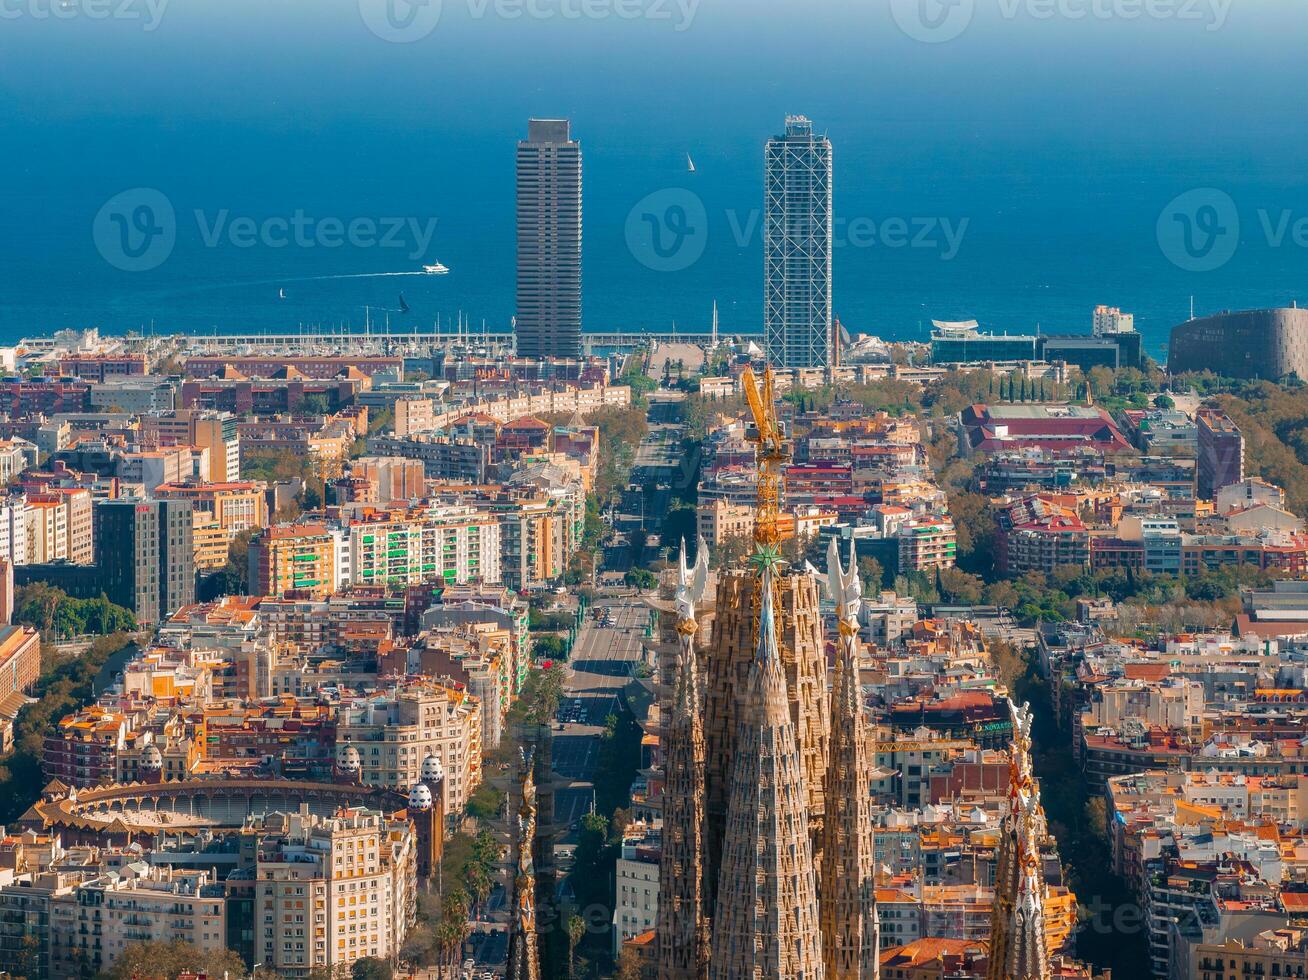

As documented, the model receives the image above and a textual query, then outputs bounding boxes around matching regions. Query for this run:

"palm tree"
[566,913,586,979]
[464,862,492,921]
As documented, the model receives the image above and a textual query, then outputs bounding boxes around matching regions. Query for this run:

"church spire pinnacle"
[507,748,541,980]
[820,538,880,979]
[657,537,712,980]
[986,700,1051,980]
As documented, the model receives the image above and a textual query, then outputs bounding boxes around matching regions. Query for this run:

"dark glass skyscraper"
[515,118,582,360]
[95,498,195,624]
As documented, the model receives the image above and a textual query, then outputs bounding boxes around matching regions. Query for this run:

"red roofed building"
[960,403,1132,456]
[496,416,551,454]
[879,937,988,979]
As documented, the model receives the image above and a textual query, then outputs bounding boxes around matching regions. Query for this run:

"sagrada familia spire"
[506,748,541,980]
[709,562,825,979]
[651,364,1063,980]
[655,538,712,980]
[986,699,1051,980]
[820,538,880,980]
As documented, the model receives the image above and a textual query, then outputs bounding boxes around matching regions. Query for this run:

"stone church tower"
[709,568,825,980]
[986,701,1051,980]
[655,539,712,980]
[820,539,880,979]
[703,567,829,897]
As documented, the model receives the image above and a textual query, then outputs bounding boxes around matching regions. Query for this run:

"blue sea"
[3,0,1308,361]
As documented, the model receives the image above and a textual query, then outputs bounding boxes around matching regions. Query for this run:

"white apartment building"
[0,494,28,566]
[47,867,225,980]
[612,828,660,956]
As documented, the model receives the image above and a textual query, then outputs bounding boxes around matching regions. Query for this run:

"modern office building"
[16,499,195,624]
[1196,408,1245,499]
[1169,306,1308,379]
[930,321,1039,363]
[764,115,833,369]
[97,498,196,624]
[515,118,582,360]
[930,319,1141,370]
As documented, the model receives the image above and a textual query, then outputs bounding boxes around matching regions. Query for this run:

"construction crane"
[740,364,792,650]
[740,364,790,552]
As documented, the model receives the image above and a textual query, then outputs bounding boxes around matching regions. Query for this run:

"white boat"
[686,153,696,173]
[423,263,450,275]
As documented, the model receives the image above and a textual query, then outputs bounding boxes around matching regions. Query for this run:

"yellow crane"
[740,364,789,552]
[740,364,792,650]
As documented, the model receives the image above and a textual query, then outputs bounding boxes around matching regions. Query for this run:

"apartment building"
[346,456,425,503]
[155,481,269,554]
[42,705,130,788]
[347,507,501,589]
[140,410,242,483]
[335,681,481,813]
[246,808,415,977]
[0,625,41,701]
[897,517,958,573]
[248,524,345,599]
[47,867,225,980]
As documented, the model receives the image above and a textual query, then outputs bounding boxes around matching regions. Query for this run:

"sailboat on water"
[686,153,696,173]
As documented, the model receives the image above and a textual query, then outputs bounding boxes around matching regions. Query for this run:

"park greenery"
[13,583,136,638]
[0,630,136,824]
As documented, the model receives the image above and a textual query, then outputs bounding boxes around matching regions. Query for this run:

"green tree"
[566,913,586,979]
[105,940,247,980]
[858,556,885,595]
[350,958,393,980]
[624,568,657,590]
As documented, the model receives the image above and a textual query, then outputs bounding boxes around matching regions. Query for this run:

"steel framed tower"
[764,116,833,370]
